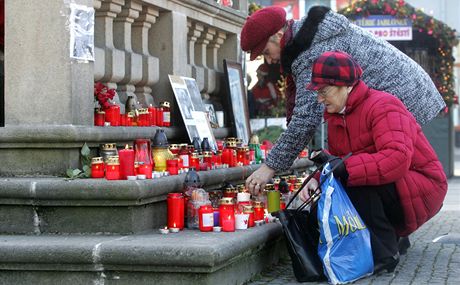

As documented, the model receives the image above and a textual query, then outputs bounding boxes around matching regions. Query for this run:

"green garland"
[339,0,459,107]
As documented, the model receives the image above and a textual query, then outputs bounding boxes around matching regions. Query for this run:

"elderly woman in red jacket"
[302,51,447,273]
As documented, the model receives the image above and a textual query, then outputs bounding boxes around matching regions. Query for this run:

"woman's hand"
[246,164,276,195]
[299,178,319,202]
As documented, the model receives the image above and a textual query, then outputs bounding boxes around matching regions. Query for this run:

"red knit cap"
[241,7,286,61]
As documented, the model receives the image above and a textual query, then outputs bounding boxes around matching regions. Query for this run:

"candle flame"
[125,144,129,149]
[164,226,168,230]
[173,223,176,227]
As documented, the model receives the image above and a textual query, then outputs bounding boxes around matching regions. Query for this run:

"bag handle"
[290,152,352,213]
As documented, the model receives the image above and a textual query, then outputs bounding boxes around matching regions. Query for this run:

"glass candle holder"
[198,204,214,232]
[166,159,179,175]
[253,201,265,221]
[91,157,105,178]
[106,156,120,180]
[160,101,171,127]
[167,193,185,230]
[105,104,121,127]
[94,110,105,126]
[119,145,135,180]
[148,105,157,126]
[219,198,235,232]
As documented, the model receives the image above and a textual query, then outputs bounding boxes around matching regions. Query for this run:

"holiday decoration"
[340,0,458,107]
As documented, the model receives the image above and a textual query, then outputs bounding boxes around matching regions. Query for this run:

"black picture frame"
[223,59,251,144]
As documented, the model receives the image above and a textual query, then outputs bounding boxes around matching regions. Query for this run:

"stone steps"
[0,159,313,235]
[0,223,287,285]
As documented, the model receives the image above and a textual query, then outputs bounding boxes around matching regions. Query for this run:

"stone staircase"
[0,159,312,284]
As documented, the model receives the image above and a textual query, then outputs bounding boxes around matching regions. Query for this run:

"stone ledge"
[0,159,313,234]
[0,224,286,285]
[0,125,231,146]
[0,159,312,205]
[0,125,231,176]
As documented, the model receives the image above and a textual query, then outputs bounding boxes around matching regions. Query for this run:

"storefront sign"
[351,15,412,41]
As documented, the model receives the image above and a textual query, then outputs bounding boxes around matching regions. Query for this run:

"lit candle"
[167,193,185,230]
[159,226,169,234]
[91,157,105,178]
[105,156,120,180]
[118,145,135,180]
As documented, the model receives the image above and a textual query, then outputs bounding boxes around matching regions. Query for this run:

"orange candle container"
[91,157,105,178]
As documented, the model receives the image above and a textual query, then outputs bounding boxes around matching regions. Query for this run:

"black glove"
[309,150,348,181]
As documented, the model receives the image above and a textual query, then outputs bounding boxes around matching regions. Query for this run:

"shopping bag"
[278,166,326,282]
[317,163,373,284]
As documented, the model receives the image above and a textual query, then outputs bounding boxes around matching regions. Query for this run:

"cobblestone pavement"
[246,178,460,285]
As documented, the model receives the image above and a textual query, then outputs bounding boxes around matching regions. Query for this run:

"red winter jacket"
[324,80,447,236]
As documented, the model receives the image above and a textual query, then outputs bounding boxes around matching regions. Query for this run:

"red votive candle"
[243,206,255,228]
[219,198,235,232]
[167,159,179,175]
[148,105,157,126]
[156,106,164,127]
[94,110,105,126]
[253,201,265,221]
[199,204,214,232]
[105,156,120,180]
[105,104,121,126]
[119,145,135,180]
[160,101,171,127]
[91,157,105,178]
[138,108,150,127]
[167,193,185,230]
[137,163,153,179]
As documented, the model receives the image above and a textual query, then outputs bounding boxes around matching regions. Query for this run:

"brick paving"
[246,178,460,285]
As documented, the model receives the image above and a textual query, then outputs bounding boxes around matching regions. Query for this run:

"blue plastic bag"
[317,163,374,284]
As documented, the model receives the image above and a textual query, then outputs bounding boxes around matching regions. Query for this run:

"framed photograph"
[223,60,251,144]
[204,103,218,128]
[168,75,218,151]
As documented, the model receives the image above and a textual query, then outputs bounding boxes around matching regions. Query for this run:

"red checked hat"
[306,51,363,91]
[241,6,286,61]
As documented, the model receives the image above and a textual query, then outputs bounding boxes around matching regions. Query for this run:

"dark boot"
[398,236,411,255]
[374,252,400,274]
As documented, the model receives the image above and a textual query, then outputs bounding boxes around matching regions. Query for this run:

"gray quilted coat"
[265,11,445,172]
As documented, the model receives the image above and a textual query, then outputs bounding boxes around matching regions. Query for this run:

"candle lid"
[167,192,183,198]
[127,111,135,118]
[96,110,106,114]
[152,129,169,147]
[106,156,120,165]
[265,183,275,191]
[219,197,234,205]
[203,151,213,157]
[102,143,117,150]
[243,205,254,213]
[169,144,179,150]
[249,134,260,144]
[91,157,104,164]
[253,201,264,208]
[160,101,170,108]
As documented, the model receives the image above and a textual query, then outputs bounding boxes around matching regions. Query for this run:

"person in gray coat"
[241,6,445,195]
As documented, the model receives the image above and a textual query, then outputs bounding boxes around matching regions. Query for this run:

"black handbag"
[278,154,351,282]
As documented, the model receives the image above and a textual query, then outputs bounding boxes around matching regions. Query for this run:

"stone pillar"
[132,6,160,107]
[113,0,143,108]
[5,0,94,126]
[149,11,188,123]
[187,21,205,92]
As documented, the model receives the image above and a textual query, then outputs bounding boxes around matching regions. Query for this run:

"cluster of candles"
[94,101,171,127]
[90,134,284,180]
[163,175,306,234]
